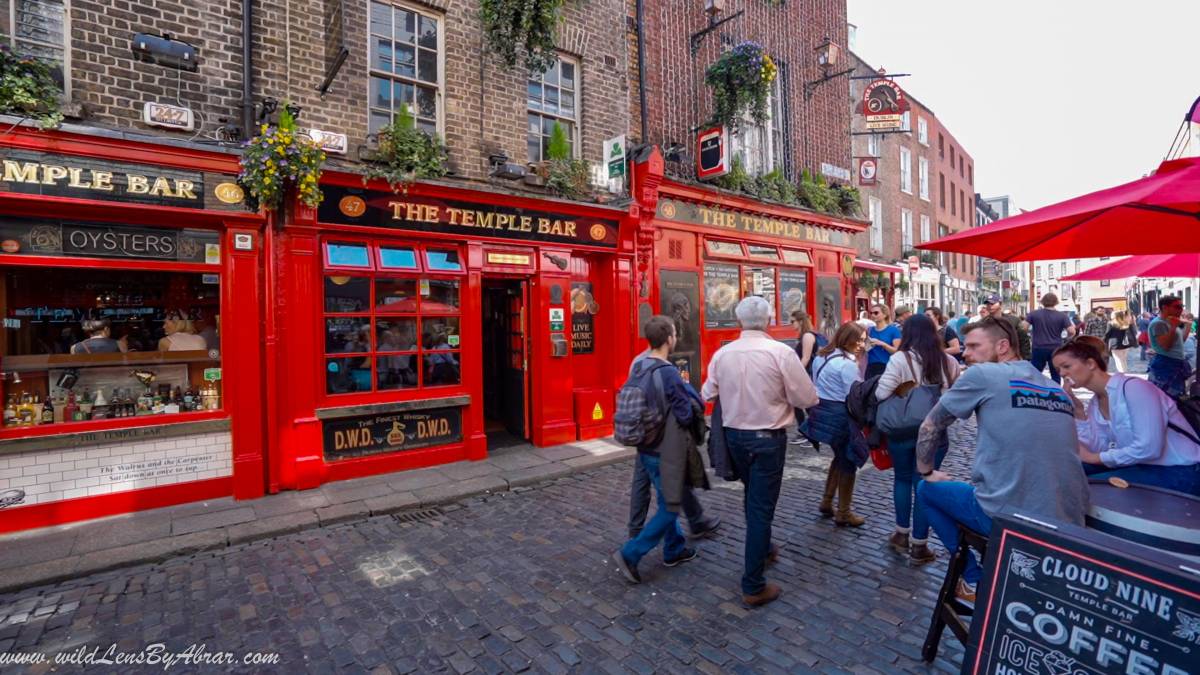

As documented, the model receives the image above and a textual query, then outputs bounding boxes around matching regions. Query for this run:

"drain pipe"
[635,0,649,143]
[241,0,254,137]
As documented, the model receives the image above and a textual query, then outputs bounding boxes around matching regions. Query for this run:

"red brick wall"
[629,0,851,180]
[933,118,975,282]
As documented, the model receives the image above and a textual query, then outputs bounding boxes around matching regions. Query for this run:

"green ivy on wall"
[479,0,564,73]
[365,104,448,191]
[0,45,62,129]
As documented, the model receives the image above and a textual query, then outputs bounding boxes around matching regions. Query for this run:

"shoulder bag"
[876,352,956,437]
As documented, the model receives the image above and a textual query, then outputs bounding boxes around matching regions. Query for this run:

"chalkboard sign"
[323,406,462,461]
[965,513,1200,675]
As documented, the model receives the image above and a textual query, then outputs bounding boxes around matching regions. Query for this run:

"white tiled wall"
[0,431,231,506]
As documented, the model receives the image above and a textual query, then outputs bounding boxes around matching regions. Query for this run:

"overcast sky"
[847,0,1200,212]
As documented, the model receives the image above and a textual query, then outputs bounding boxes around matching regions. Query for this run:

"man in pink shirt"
[701,296,818,607]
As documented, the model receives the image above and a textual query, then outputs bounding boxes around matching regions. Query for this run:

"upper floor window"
[950,181,957,215]
[968,163,973,185]
[901,208,913,251]
[527,55,579,163]
[732,76,786,177]
[949,145,956,168]
[866,132,880,157]
[918,157,929,201]
[938,133,944,159]
[868,197,882,255]
[901,111,911,135]
[939,173,946,208]
[899,146,912,194]
[920,214,931,242]
[917,117,928,145]
[4,0,68,93]
[369,1,442,136]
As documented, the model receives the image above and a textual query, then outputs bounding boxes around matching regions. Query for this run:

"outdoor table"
[1085,478,1200,561]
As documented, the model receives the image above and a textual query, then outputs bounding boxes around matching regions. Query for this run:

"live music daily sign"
[965,513,1200,675]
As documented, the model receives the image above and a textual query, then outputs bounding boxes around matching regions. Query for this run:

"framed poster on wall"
[816,276,842,339]
[659,270,701,385]
[703,263,739,329]
[779,268,808,322]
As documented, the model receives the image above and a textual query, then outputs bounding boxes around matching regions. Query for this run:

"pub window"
[368,0,442,135]
[705,239,744,257]
[5,0,68,95]
[322,242,462,395]
[781,249,811,266]
[527,55,580,163]
[327,242,372,268]
[731,76,784,177]
[741,266,777,325]
[746,244,780,260]
[2,266,222,430]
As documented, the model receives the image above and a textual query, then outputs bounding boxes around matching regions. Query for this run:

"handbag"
[869,435,893,470]
[876,353,954,436]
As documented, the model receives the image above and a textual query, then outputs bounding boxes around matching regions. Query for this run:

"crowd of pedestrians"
[612,292,1200,608]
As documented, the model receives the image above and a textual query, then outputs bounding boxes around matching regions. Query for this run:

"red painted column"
[224,223,267,500]
[530,249,576,446]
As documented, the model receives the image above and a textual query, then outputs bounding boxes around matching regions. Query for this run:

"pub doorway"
[481,277,530,451]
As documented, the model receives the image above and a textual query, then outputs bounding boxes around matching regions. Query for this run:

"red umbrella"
[1062,253,1200,281]
[919,157,1200,261]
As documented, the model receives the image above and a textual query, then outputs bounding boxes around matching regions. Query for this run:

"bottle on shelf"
[3,395,17,427]
[63,391,79,423]
[79,388,93,420]
[41,396,54,425]
[31,394,44,426]
[17,392,34,426]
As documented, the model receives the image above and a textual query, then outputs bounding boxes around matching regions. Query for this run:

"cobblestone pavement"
[0,423,983,674]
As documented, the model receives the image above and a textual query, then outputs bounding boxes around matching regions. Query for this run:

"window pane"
[416,86,436,118]
[423,352,460,386]
[747,245,779,260]
[527,82,542,110]
[327,243,370,267]
[417,119,436,135]
[369,2,391,36]
[395,44,416,78]
[543,63,559,86]
[379,247,417,269]
[418,49,437,83]
[327,357,372,394]
[542,116,556,135]
[544,86,559,114]
[397,9,415,44]
[560,91,574,116]
[425,279,461,310]
[369,111,390,135]
[527,138,541,163]
[418,15,438,49]
[425,250,462,272]
[377,355,418,390]
[324,276,370,312]
[422,317,460,349]
[370,76,391,108]
[375,278,418,312]
[372,38,393,73]
[394,82,415,113]
[376,318,418,351]
[528,113,542,135]
[560,62,575,89]
[325,317,371,354]
[706,240,743,256]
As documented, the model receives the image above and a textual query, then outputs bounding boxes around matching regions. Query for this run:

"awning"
[853,259,906,274]
[1062,254,1200,281]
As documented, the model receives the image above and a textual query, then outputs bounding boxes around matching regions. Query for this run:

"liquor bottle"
[31,394,44,425]
[90,389,109,420]
[3,395,17,427]
[183,386,196,412]
[63,391,79,423]
[41,396,54,425]
[79,388,93,420]
[17,392,34,426]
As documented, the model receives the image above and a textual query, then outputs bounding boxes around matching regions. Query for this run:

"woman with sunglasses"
[1053,339,1200,496]
[865,304,901,380]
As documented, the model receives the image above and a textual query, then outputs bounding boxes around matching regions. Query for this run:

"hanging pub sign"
[323,406,463,460]
[318,185,620,249]
[0,218,220,263]
[964,513,1200,675]
[570,282,597,354]
[695,125,730,181]
[0,149,244,210]
[862,79,909,131]
[858,157,878,185]
[656,197,852,246]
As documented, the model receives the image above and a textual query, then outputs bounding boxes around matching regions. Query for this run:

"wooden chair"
[922,524,988,662]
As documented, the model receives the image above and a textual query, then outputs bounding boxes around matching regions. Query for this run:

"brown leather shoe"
[743,582,782,607]
[887,531,909,553]
[909,542,936,565]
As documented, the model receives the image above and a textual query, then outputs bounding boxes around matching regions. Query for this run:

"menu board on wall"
[779,269,808,322]
[659,270,700,386]
[703,264,739,329]
[965,514,1200,675]
[323,406,462,461]
[570,282,596,354]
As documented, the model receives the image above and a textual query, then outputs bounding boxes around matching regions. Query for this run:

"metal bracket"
[690,10,744,56]
[804,67,855,100]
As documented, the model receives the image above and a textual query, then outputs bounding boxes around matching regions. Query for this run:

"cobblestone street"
[0,419,983,675]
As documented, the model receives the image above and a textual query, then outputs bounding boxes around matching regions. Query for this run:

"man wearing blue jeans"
[613,316,703,584]
[915,317,1088,601]
[701,297,818,607]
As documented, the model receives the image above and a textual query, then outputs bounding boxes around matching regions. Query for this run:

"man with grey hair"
[701,296,818,607]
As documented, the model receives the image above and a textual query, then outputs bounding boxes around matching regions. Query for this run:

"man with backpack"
[701,297,818,607]
[612,315,705,584]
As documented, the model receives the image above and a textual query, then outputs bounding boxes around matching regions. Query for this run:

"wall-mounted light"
[489,153,527,180]
[131,32,198,72]
[804,36,854,100]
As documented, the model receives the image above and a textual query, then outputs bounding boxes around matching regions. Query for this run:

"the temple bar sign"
[656,198,850,247]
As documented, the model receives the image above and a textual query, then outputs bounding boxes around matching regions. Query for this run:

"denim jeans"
[1085,462,1200,497]
[628,455,708,538]
[620,454,685,566]
[725,427,787,595]
[917,480,993,584]
[1031,347,1061,383]
[889,435,948,540]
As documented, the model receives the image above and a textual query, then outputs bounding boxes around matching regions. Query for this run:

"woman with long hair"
[791,310,828,448]
[1105,310,1137,374]
[865,304,901,379]
[924,306,961,358]
[876,314,959,564]
[802,322,869,526]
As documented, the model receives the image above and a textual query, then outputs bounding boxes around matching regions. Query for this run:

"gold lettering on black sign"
[2,159,198,199]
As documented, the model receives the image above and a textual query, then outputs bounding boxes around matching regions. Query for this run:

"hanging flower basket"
[237,105,325,212]
[704,41,777,128]
[479,0,564,73]
[0,45,63,129]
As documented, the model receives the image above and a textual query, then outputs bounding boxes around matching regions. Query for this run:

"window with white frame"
[899,146,912,194]
[901,208,913,252]
[5,0,68,92]
[732,76,785,176]
[920,214,931,242]
[868,197,883,255]
[902,110,911,134]
[369,1,442,135]
[527,56,580,163]
[918,156,929,200]
[866,133,880,157]
[917,117,928,146]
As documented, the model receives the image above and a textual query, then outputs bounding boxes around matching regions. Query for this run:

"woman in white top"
[802,322,868,526]
[159,310,208,352]
[875,314,960,564]
[1054,339,1200,496]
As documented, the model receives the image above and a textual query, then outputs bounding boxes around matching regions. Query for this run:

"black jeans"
[1031,347,1061,383]
[627,457,708,538]
[725,427,787,595]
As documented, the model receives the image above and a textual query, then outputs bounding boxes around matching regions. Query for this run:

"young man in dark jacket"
[613,315,703,584]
